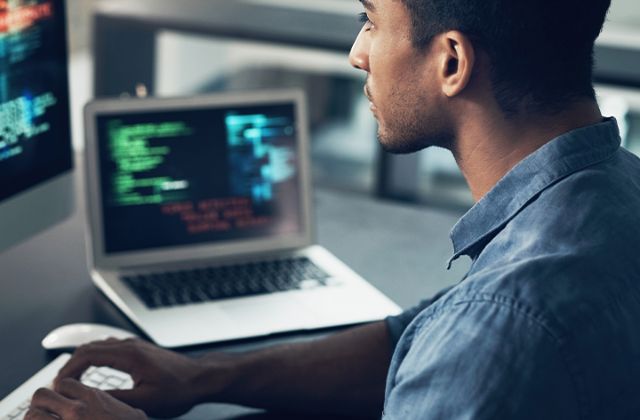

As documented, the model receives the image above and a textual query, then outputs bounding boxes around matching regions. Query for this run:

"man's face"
[350,0,452,153]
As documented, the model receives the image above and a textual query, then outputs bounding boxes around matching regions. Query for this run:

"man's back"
[384,119,640,419]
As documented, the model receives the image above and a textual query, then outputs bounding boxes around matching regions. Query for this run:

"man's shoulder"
[430,232,640,417]
[470,146,640,315]
[521,146,640,231]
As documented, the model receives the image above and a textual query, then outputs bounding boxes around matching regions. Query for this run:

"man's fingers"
[24,406,57,419]
[106,388,147,406]
[30,387,77,419]
[55,342,134,384]
[54,378,95,400]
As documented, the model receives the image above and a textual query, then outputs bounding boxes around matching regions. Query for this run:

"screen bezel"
[84,90,314,270]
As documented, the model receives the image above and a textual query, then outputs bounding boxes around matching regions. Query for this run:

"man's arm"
[51,321,392,418]
[198,321,392,417]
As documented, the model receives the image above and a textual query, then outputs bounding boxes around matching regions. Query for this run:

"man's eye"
[358,12,370,24]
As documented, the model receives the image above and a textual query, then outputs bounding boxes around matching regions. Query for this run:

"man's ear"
[433,31,476,98]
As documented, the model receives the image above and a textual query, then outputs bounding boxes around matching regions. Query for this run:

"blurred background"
[67,0,640,211]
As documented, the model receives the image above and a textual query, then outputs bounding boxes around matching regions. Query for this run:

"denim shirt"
[383,119,640,419]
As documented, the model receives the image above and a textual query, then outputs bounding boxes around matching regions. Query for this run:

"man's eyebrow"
[359,0,376,12]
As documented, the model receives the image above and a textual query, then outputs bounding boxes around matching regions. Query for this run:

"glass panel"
[418,148,472,210]
[607,0,640,28]
[156,32,376,193]
[597,85,640,156]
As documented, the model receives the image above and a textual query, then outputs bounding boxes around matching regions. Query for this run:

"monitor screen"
[96,103,304,254]
[0,0,73,203]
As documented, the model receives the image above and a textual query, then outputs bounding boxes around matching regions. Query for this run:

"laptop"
[83,90,401,348]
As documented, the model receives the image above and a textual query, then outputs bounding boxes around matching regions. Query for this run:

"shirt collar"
[447,118,621,269]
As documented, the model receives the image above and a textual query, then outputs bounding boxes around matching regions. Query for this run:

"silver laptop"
[83,90,401,348]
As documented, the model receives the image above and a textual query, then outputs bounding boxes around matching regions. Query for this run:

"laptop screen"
[96,102,303,254]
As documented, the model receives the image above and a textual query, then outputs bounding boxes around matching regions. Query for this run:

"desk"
[0,171,468,418]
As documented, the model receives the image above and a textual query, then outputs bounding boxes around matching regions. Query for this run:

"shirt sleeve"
[383,299,581,420]
[384,286,454,349]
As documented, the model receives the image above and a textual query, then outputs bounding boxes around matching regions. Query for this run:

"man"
[27,0,640,418]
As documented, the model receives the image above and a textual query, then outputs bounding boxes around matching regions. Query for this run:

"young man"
[28,0,640,418]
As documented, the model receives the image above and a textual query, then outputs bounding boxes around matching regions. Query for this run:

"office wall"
[67,0,92,52]
[609,0,640,27]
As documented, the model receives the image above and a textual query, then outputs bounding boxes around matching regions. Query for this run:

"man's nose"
[349,27,370,72]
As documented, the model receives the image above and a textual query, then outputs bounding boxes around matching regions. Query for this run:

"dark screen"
[0,0,73,202]
[97,103,303,254]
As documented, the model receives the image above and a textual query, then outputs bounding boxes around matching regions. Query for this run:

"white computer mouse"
[42,323,138,350]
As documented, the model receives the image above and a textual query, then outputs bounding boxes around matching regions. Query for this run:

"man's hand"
[48,322,391,418]
[54,338,218,418]
[26,378,147,420]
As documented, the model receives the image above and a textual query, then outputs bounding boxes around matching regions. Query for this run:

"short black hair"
[400,0,611,116]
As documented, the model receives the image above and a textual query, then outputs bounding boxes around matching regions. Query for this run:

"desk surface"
[0,177,467,418]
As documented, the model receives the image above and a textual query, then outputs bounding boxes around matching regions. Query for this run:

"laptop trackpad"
[219,294,315,333]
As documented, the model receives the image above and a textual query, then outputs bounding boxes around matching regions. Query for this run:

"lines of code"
[226,113,296,203]
[0,92,56,161]
[0,0,57,163]
[107,120,193,206]
[161,197,271,235]
[99,104,301,253]
[0,1,53,34]
[0,0,53,64]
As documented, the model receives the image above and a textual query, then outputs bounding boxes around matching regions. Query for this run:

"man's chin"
[378,135,425,155]
[378,129,451,154]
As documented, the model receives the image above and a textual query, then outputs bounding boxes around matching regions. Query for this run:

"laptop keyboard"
[122,257,331,309]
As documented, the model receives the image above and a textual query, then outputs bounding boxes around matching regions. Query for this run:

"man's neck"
[452,101,603,202]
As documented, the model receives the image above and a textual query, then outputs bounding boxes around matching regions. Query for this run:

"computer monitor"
[0,0,73,253]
